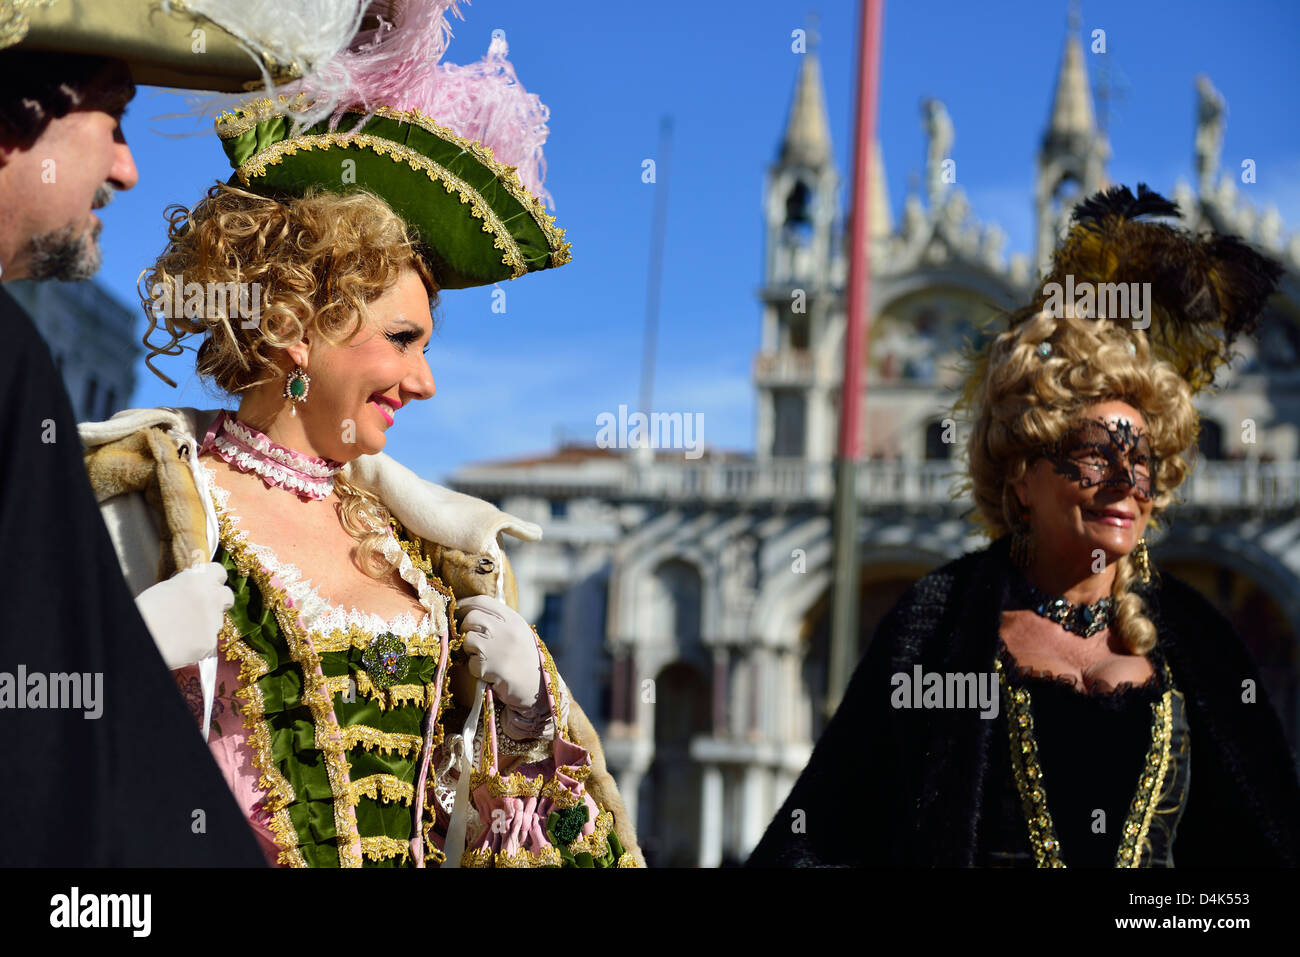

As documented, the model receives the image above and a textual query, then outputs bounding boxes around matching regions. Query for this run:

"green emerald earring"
[284,366,311,416]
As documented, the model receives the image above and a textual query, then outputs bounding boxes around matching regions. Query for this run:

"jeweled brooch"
[362,632,410,688]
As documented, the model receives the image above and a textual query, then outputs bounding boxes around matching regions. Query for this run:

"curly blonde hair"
[956,308,1200,653]
[139,182,440,580]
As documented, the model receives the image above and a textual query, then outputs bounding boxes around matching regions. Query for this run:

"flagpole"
[827,0,884,716]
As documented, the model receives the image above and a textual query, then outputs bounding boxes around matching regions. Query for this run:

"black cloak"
[746,534,1300,867]
[0,288,264,866]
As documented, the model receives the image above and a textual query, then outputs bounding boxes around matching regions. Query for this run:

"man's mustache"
[91,183,117,210]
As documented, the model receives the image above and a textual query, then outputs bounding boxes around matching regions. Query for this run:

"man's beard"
[24,183,114,282]
[24,219,103,282]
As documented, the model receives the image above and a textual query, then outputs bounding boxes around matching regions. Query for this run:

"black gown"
[746,534,1300,867]
[0,287,264,866]
[977,639,1191,866]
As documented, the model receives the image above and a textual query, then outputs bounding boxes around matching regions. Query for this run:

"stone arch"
[797,547,941,741]
[1154,530,1300,641]
[610,530,719,655]
[1152,531,1300,757]
[641,557,706,664]
[637,660,710,867]
[750,536,950,743]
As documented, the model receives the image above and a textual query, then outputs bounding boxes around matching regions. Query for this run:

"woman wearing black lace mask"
[748,185,1300,867]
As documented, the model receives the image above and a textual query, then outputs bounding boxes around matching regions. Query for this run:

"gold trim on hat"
[218,98,572,272]
[233,130,531,280]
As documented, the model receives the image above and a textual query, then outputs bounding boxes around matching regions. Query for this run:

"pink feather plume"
[285,0,555,209]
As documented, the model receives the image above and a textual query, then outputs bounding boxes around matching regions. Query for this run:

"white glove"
[135,562,235,670]
[455,594,544,711]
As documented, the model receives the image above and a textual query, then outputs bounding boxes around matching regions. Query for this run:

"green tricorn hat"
[211,6,573,293]
[0,0,368,90]
[217,99,571,291]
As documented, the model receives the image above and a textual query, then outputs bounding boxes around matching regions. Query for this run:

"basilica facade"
[450,28,1300,866]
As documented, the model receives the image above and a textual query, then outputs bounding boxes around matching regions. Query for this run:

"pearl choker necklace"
[201,410,343,501]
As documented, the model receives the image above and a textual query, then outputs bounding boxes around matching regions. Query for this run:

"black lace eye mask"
[1040,418,1158,501]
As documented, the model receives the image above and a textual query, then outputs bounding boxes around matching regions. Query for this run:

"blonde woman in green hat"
[80,0,642,868]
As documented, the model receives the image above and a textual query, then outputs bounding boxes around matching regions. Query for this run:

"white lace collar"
[199,461,449,641]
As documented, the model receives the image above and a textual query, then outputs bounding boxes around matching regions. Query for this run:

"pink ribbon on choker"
[200,410,343,501]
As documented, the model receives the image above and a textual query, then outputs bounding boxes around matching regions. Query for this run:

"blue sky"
[98,0,1300,484]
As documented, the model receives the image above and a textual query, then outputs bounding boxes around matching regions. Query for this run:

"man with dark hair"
[0,47,270,866]
[0,52,137,282]
[0,1,364,866]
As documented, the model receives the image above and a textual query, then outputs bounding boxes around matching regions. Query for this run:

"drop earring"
[1133,537,1153,584]
[284,366,311,416]
[1010,522,1035,570]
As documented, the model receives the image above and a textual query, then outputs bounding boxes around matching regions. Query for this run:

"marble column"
[740,764,767,854]
[698,763,724,868]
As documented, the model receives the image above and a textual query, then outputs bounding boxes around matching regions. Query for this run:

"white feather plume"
[161,0,369,89]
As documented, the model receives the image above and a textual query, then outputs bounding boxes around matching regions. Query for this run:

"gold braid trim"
[469,769,545,798]
[1118,662,1178,867]
[431,676,451,752]
[215,94,311,133]
[372,105,571,269]
[535,637,594,784]
[536,635,570,744]
[354,669,379,704]
[234,133,527,279]
[390,524,464,656]
[324,672,428,712]
[997,658,1062,867]
[323,674,350,696]
[326,722,424,758]
[360,835,411,864]
[313,621,441,658]
[387,683,427,709]
[460,844,564,869]
[541,776,585,810]
[460,846,495,868]
[567,809,615,858]
[218,595,306,867]
[997,656,1178,869]
[215,507,362,868]
[323,673,366,703]
[495,844,565,868]
[348,774,415,807]
[391,520,435,578]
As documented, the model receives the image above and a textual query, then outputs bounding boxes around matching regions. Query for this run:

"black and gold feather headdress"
[1016,182,1285,394]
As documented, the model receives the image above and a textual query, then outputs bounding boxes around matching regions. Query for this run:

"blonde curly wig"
[956,308,1201,654]
[139,182,440,580]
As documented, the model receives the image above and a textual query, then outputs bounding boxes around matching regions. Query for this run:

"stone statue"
[922,98,954,210]
[1195,74,1225,193]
